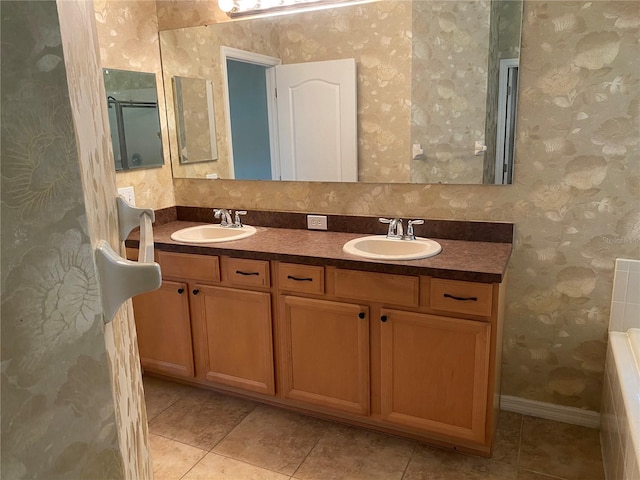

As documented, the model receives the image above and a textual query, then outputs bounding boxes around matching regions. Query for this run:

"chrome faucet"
[234,210,247,227]
[379,217,424,240]
[214,209,248,228]
[379,217,403,239]
[213,208,233,227]
[405,219,424,240]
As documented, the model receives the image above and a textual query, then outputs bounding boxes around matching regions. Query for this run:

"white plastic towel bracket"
[95,242,161,323]
[117,195,155,242]
[95,195,161,324]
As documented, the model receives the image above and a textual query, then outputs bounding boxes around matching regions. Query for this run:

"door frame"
[220,46,281,180]
[494,58,519,185]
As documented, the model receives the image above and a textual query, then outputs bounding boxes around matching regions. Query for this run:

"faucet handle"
[405,219,424,240]
[379,217,401,238]
[234,210,247,227]
[213,208,230,226]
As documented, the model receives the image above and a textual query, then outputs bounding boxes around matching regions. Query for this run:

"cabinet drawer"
[334,269,419,307]
[429,279,493,317]
[278,263,324,295]
[222,257,270,288]
[157,251,220,283]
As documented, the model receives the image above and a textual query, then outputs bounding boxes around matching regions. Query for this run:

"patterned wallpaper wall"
[174,1,640,411]
[58,1,153,478]
[1,1,125,477]
[156,0,228,31]
[94,0,176,210]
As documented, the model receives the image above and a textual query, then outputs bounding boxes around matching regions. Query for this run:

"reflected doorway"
[221,47,281,180]
[227,60,273,180]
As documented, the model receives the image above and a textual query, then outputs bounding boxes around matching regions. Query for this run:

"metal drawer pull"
[287,275,313,282]
[444,293,478,302]
[236,270,260,276]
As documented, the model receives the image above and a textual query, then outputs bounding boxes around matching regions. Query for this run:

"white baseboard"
[500,395,601,429]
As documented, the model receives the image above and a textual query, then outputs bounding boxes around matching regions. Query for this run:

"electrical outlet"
[307,215,328,230]
[117,186,135,206]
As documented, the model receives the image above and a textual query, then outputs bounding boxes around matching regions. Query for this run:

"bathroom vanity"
[126,210,512,457]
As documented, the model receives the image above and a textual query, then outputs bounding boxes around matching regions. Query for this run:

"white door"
[275,58,357,182]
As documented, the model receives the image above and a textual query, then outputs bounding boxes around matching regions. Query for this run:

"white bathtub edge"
[609,332,640,460]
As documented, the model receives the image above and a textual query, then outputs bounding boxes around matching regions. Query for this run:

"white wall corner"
[500,395,601,429]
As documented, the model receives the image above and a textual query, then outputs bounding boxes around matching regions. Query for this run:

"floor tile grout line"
[289,423,331,479]
[399,441,418,480]
[176,450,208,480]
[146,394,188,424]
[207,401,261,453]
[143,380,196,423]
[516,412,524,469]
[204,449,294,478]
[147,431,210,453]
[517,468,568,480]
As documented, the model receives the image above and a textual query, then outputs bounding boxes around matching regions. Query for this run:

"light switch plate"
[307,215,328,230]
[117,186,135,206]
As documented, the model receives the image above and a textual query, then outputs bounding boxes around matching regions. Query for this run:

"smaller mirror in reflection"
[173,76,218,164]
[103,68,164,171]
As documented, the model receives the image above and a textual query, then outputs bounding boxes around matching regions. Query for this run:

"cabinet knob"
[380,315,388,323]
[192,289,200,295]
[177,288,184,294]
[358,312,366,319]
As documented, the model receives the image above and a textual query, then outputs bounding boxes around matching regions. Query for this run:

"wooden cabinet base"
[132,253,506,458]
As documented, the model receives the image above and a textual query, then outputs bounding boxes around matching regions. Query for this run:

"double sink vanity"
[126,208,513,457]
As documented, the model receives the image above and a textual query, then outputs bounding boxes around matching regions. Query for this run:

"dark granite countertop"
[127,220,512,283]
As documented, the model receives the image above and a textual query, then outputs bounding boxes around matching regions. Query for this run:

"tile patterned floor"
[143,376,605,480]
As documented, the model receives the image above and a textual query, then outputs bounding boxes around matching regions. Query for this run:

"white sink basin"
[343,235,442,260]
[170,224,257,244]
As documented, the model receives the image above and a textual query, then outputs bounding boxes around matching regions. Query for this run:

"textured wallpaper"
[58,1,153,479]
[94,0,176,210]
[156,0,228,31]
[174,0,640,411]
[1,1,124,477]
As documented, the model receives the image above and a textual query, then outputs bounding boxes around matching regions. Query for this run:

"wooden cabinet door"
[132,280,194,378]
[380,309,490,443]
[192,285,275,395]
[279,296,370,415]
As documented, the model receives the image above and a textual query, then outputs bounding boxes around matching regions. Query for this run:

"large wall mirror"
[103,68,164,171]
[159,0,523,184]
